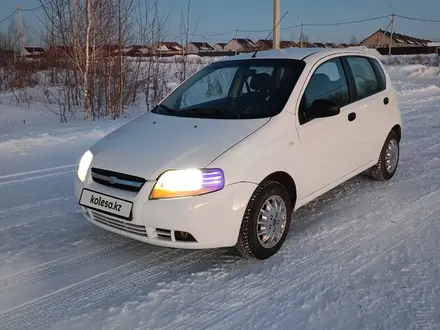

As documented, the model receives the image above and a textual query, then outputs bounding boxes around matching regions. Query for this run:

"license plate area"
[79,189,133,220]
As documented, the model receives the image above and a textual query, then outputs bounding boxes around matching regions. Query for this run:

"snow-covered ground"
[1,61,440,330]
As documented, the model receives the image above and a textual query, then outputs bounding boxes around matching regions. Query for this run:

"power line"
[239,28,277,33]
[21,5,45,12]
[188,15,391,37]
[396,14,440,23]
[0,4,43,25]
[0,9,17,24]
[281,24,302,31]
[304,14,391,27]
[192,30,236,37]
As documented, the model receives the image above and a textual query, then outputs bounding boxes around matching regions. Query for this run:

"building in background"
[151,42,183,54]
[186,42,215,54]
[213,43,227,51]
[361,29,431,49]
[22,47,45,58]
[249,40,298,50]
[224,38,255,52]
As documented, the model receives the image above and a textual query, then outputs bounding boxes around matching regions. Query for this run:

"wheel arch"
[262,171,297,208]
[391,124,402,142]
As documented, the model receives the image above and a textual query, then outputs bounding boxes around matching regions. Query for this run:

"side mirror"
[309,99,340,119]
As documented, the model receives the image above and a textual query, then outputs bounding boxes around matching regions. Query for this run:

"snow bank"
[0,127,120,155]
[386,64,440,81]
[392,81,440,96]
[381,53,440,66]
[407,66,440,78]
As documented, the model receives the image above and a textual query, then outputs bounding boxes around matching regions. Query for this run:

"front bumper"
[74,175,256,249]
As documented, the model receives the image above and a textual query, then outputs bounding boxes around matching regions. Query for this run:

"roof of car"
[217,46,380,63]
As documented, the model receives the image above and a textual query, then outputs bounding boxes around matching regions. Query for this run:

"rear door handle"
[384,97,389,105]
[348,112,356,121]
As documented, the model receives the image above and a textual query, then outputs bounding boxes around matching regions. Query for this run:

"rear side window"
[346,57,380,100]
[369,58,387,91]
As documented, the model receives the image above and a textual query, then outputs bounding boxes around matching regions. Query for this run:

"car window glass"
[299,58,350,124]
[347,57,379,99]
[369,58,387,91]
[180,67,238,108]
[241,66,275,94]
[155,59,306,119]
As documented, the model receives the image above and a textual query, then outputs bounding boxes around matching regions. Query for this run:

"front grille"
[90,210,148,237]
[91,168,146,192]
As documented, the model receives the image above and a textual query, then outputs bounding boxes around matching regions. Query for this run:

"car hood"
[90,112,269,180]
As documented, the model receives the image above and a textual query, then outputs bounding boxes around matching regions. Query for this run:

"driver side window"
[299,58,350,125]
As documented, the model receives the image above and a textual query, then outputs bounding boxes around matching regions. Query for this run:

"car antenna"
[252,10,289,58]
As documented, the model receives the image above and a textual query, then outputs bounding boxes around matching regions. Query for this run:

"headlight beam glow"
[150,168,224,199]
[77,150,93,182]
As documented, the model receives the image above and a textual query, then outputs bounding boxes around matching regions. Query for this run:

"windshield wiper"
[178,108,240,119]
[154,103,179,114]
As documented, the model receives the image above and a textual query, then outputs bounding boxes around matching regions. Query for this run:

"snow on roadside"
[47,62,440,330]
[386,63,440,99]
[408,66,440,78]
[0,55,440,330]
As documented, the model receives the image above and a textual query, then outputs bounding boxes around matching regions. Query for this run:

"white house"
[213,43,227,51]
[186,42,214,54]
[224,38,255,52]
[21,46,45,57]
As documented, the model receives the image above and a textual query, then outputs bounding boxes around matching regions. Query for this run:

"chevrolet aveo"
[75,47,402,260]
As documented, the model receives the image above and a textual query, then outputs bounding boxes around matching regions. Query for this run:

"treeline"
[0,0,193,122]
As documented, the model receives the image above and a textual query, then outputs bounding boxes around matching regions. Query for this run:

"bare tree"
[177,0,199,82]
[349,36,359,45]
[36,0,160,121]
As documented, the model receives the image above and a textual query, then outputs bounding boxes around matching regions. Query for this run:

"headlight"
[77,150,93,182]
[150,168,224,199]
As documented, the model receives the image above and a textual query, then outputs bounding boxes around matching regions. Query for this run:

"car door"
[295,56,359,199]
[343,56,389,165]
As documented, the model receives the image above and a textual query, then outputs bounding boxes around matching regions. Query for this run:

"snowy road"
[1,65,440,329]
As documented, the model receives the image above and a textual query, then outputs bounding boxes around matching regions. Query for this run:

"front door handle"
[384,97,389,105]
[348,112,356,121]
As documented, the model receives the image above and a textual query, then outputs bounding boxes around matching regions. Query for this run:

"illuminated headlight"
[77,150,93,182]
[150,168,224,199]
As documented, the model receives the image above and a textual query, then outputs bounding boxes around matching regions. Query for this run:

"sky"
[1,0,439,46]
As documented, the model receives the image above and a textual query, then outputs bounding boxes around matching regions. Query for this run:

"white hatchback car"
[75,47,402,260]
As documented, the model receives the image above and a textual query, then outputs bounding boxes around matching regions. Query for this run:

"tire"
[369,130,400,181]
[235,180,292,260]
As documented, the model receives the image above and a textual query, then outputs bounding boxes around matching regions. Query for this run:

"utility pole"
[388,13,395,56]
[273,0,280,50]
[300,23,304,48]
[17,5,24,56]
[235,29,238,55]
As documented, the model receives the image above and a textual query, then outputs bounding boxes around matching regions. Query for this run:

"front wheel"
[235,180,292,260]
[369,130,400,181]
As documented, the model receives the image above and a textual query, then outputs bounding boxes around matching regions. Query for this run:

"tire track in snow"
[0,196,74,231]
[272,201,440,330]
[0,239,143,295]
[0,196,72,218]
[176,188,440,330]
[0,170,75,187]
[0,164,76,180]
[0,247,222,330]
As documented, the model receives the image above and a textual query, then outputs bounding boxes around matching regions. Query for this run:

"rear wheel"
[235,180,292,260]
[369,130,400,181]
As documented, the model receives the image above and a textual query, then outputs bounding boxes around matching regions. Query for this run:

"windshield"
[152,58,305,119]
